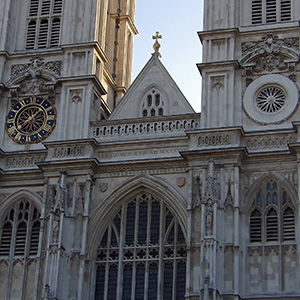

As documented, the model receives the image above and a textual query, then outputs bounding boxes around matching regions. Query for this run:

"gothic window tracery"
[94,193,187,299]
[250,179,295,243]
[248,179,297,293]
[252,0,291,24]
[141,88,164,117]
[26,0,63,49]
[0,199,41,298]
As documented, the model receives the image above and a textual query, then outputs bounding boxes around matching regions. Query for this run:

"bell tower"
[0,0,137,152]
[198,0,300,130]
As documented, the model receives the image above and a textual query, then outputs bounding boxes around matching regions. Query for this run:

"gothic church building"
[0,0,300,299]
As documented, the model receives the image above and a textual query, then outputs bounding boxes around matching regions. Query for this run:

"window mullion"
[116,202,127,300]
[157,202,164,300]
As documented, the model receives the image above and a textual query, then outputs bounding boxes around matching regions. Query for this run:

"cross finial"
[152,31,162,57]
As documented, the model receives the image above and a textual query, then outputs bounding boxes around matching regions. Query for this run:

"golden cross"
[152,31,162,43]
[152,31,162,53]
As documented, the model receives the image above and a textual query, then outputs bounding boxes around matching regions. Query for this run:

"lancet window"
[94,193,187,299]
[252,0,291,24]
[250,179,295,243]
[141,88,164,117]
[0,200,41,298]
[26,0,63,49]
[248,179,297,293]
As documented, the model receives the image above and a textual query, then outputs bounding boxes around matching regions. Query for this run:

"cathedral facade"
[0,0,300,299]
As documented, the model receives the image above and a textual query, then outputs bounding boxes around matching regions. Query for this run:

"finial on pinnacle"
[152,31,162,57]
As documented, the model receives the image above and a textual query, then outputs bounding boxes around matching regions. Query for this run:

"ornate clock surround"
[5,57,60,144]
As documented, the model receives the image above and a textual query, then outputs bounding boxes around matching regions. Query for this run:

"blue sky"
[132,0,204,112]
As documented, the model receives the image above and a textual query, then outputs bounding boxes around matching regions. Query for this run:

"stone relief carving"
[211,76,224,91]
[241,34,300,85]
[8,56,59,101]
[203,159,219,235]
[5,155,46,169]
[52,212,60,244]
[75,183,85,215]
[198,133,231,147]
[42,284,57,300]
[53,146,85,158]
[224,180,234,209]
[70,89,83,103]
[245,136,296,151]
[11,56,61,78]
[193,174,202,208]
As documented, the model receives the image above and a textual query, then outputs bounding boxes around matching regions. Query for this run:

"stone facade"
[0,0,300,299]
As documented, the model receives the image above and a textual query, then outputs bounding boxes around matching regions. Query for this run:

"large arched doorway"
[94,192,187,299]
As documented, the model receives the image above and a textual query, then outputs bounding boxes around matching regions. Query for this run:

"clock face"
[6,97,56,144]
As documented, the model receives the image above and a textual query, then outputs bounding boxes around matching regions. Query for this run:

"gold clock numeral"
[7,118,14,124]
[7,126,16,134]
[14,132,22,141]
[47,115,55,120]
[46,106,53,112]
[43,124,52,131]
[19,100,26,107]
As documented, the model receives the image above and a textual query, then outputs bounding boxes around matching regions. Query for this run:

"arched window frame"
[249,179,296,244]
[94,192,187,300]
[141,87,165,118]
[0,199,41,299]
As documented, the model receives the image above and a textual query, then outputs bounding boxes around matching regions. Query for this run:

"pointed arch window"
[252,0,291,24]
[249,179,295,243]
[141,88,165,117]
[26,0,63,49]
[0,200,41,298]
[94,193,187,299]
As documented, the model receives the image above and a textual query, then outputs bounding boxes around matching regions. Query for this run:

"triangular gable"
[109,53,195,120]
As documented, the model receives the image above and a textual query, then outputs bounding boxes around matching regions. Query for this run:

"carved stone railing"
[92,114,200,141]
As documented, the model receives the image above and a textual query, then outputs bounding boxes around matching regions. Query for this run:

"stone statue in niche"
[205,198,213,235]
[193,174,202,208]
[52,212,60,244]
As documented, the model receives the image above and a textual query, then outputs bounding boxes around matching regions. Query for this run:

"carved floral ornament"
[6,57,61,101]
[240,33,300,85]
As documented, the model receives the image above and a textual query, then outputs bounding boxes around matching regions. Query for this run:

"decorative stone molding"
[211,76,224,91]
[99,148,185,162]
[11,57,61,77]
[70,89,83,103]
[92,116,199,140]
[53,146,85,158]
[7,56,59,101]
[224,180,234,209]
[245,135,296,151]
[4,155,46,169]
[198,133,231,147]
[99,162,188,178]
[241,34,300,85]
[248,246,263,257]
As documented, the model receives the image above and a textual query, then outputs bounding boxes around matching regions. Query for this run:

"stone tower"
[199,0,300,130]
[0,0,137,152]
[0,1,136,299]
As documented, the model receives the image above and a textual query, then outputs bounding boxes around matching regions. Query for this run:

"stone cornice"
[56,75,106,95]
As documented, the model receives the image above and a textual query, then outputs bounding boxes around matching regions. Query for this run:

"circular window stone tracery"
[256,85,286,113]
[243,74,299,125]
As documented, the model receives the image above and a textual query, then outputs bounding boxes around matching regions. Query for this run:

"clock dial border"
[6,97,56,144]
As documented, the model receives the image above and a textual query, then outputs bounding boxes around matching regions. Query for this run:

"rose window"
[255,86,286,113]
